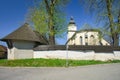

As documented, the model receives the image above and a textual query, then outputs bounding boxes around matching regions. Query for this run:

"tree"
[27,0,69,45]
[81,0,120,46]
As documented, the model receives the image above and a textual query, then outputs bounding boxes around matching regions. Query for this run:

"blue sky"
[0,0,95,46]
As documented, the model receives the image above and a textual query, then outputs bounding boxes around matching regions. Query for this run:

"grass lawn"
[0,58,120,67]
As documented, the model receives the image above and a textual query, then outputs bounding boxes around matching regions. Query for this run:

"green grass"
[0,58,120,67]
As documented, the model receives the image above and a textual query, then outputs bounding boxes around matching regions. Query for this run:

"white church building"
[66,17,110,46]
[1,20,120,61]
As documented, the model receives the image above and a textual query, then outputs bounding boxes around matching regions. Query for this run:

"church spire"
[69,16,75,24]
[67,16,77,42]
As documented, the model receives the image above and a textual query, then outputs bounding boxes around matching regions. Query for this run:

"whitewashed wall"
[7,47,15,60]
[114,51,120,60]
[67,31,110,46]
[34,50,120,61]
[7,40,35,60]
[14,48,33,59]
[67,23,77,41]
[75,31,99,45]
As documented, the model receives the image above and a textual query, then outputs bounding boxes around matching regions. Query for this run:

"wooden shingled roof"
[1,23,48,44]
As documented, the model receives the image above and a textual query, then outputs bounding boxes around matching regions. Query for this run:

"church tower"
[67,17,77,40]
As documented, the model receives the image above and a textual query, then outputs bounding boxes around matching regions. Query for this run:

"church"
[66,17,110,46]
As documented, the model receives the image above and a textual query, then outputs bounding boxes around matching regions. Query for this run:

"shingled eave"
[1,23,41,43]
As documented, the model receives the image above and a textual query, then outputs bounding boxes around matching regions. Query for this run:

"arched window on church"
[90,35,95,45]
[85,34,88,45]
[80,36,82,45]
[90,35,94,39]
[85,34,88,38]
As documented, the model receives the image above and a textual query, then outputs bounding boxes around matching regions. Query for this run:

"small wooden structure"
[0,45,7,59]
[1,23,48,59]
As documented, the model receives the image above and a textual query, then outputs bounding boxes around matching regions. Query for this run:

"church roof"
[1,23,46,44]
[78,29,100,32]
[80,24,93,30]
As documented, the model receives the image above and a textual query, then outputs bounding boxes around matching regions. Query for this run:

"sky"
[0,0,95,46]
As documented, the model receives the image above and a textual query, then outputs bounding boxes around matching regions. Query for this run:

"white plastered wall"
[34,50,120,61]
[7,40,35,60]
[68,31,110,46]
[7,47,15,60]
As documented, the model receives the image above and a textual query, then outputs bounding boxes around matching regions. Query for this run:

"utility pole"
[66,44,69,67]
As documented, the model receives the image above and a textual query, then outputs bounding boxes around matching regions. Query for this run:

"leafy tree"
[27,0,69,45]
[80,0,120,46]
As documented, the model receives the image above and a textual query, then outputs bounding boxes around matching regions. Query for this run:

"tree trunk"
[49,21,55,45]
[113,33,119,46]
[48,22,55,45]
[117,10,120,46]
[44,0,56,45]
[105,0,116,46]
[113,10,120,46]
[49,35,55,45]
